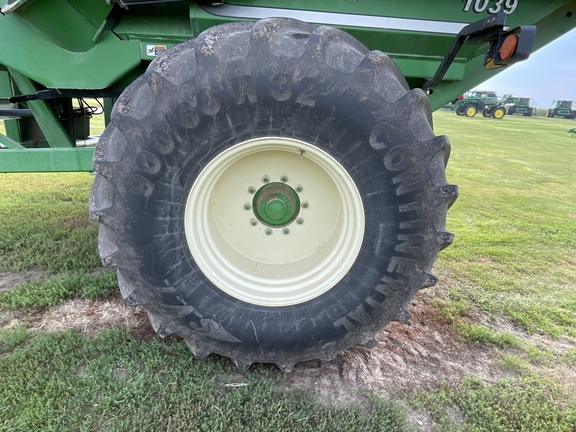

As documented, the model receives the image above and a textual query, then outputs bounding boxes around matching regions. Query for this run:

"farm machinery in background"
[503,95,534,116]
[452,90,507,119]
[1,0,576,371]
[547,100,576,119]
[452,92,537,119]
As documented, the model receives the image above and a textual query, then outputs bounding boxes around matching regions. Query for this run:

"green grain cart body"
[1,0,576,370]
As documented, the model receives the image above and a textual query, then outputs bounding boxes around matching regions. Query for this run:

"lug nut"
[295,184,303,193]
[265,228,273,235]
[243,203,251,211]
[301,201,309,209]
[282,228,290,235]
[296,217,304,225]
[250,218,258,226]
[280,175,289,183]
[262,175,270,183]
[248,186,256,194]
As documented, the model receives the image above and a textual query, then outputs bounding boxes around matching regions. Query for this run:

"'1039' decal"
[462,0,518,14]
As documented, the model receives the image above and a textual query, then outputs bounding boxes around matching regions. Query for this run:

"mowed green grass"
[1,111,576,430]
[433,110,576,339]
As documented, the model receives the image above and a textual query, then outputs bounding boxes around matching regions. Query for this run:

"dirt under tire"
[89,18,457,371]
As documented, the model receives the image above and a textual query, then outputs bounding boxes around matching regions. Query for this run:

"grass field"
[1,110,576,431]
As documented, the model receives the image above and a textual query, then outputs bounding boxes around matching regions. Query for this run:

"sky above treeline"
[479,27,576,108]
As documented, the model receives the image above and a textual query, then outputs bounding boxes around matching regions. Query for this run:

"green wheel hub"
[253,182,300,227]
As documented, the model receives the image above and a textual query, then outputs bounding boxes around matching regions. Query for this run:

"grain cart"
[504,95,534,116]
[547,100,576,118]
[1,1,575,371]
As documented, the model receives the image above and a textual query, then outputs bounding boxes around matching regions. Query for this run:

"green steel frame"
[1,0,576,172]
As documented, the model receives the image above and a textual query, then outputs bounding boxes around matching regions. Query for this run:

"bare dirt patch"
[0,268,45,293]
[477,313,576,355]
[283,291,513,406]
[62,217,95,230]
[30,294,153,339]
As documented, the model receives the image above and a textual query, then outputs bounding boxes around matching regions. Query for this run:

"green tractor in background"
[503,95,534,116]
[1,0,576,371]
[547,100,576,119]
[452,90,507,119]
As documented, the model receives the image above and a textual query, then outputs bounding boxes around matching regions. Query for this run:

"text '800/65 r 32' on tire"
[89,18,457,372]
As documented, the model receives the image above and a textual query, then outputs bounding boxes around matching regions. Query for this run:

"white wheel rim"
[184,137,365,307]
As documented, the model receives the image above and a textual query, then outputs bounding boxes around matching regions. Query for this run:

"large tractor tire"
[492,106,506,119]
[89,18,456,371]
[508,106,516,115]
[482,108,492,117]
[524,108,533,117]
[456,105,466,116]
[465,105,477,117]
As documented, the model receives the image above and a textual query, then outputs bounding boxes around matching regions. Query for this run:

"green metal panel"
[2,120,22,143]
[0,147,94,173]
[113,2,194,42]
[0,2,142,89]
